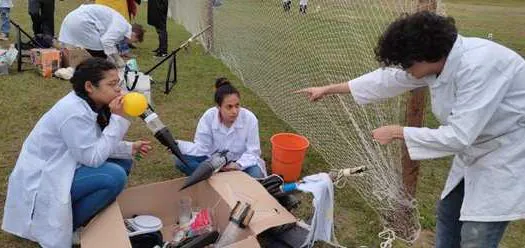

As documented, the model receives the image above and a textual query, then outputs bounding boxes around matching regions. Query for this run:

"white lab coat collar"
[73,92,99,119]
[435,35,465,85]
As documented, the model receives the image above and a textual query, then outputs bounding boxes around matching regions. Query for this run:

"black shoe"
[154,51,168,58]
[283,1,291,11]
[300,5,307,14]
[152,48,159,53]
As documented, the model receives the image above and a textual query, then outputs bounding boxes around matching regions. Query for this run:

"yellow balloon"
[123,92,148,117]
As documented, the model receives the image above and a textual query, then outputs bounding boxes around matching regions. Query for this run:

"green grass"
[0,0,524,247]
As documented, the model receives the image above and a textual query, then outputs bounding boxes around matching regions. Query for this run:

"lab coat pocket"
[31,192,53,235]
[33,192,66,229]
[3,192,36,231]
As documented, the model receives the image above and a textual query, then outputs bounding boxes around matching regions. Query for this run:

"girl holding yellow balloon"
[2,58,152,247]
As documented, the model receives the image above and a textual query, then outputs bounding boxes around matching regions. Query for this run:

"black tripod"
[144,25,211,94]
[9,19,45,72]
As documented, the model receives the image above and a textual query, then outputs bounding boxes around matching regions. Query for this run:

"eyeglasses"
[100,80,123,90]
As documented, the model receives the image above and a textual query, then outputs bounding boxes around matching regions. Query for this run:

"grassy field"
[0,0,524,247]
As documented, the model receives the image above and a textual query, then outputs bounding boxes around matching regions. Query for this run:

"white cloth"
[54,67,75,80]
[296,173,335,247]
[177,107,267,176]
[0,0,12,8]
[2,92,132,248]
[349,35,525,222]
[119,69,153,105]
[59,4,132,56]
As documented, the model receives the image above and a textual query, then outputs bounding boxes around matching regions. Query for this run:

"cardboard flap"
[225,235,261,248]
[82,202,131,248]
[208,171,296,234]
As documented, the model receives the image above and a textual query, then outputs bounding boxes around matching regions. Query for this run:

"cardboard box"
[81,171,297,247]
[61,47,92,68]
[30,48,61,78]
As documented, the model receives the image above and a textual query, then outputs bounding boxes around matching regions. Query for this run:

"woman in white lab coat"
[59,4,145,67]
[298,11,525,248]
[2,58,151,248]
[174,77,267,178]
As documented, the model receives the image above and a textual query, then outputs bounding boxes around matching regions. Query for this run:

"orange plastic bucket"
[270,133,310,182]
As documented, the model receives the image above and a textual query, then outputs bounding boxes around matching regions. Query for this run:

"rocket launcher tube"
[139,105,188,166]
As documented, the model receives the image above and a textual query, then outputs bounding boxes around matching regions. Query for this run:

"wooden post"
[401,0,436,197]
[206,0,214,52]
[417,0,438,11]
[402,88,426,197]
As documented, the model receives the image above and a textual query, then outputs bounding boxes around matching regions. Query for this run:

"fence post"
[401,0,437,197]
[206,0,214,52]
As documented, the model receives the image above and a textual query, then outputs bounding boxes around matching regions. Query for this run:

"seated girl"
[174,77,267,178]
[2,58,151,247]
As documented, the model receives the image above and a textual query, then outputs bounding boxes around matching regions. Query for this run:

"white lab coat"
[59,4,132,56]
[349,35,525,222]
[177,107,267,176]
[2,92,133,248]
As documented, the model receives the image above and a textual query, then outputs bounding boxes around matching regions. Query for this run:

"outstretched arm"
[297,67,428,104]
[296,82,350,102]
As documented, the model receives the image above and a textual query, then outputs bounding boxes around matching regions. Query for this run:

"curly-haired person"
[298,11,525,248]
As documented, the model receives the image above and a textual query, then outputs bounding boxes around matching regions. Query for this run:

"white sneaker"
[72,227,83,245]
[0,33,7,41]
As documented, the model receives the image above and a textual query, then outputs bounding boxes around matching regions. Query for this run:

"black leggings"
[85,49,107,59]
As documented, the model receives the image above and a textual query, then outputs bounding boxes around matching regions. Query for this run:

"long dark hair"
[70,57,117,130]
[214,77,240,106]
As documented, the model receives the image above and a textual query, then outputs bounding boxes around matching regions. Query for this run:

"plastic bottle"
[214,201,254,247]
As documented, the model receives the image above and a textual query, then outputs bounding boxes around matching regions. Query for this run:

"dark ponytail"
[214,77,240,106]
[70,57,117,130]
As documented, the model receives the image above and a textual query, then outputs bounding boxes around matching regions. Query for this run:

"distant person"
[297,11,525,248]
[213,0,223,7]
[0,0,12,40]
[147,0,168,57]
[283,0,308,14]
[59,4,145,67]
[2,58,151,247]
[29,0,55,47]
[174,77,267,178]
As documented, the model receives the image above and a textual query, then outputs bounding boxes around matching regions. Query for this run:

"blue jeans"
[118,40,131,55]
[0,8,9,35]
[435,180,509,248]
[174,154,264,178]
[70,158,132,229]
